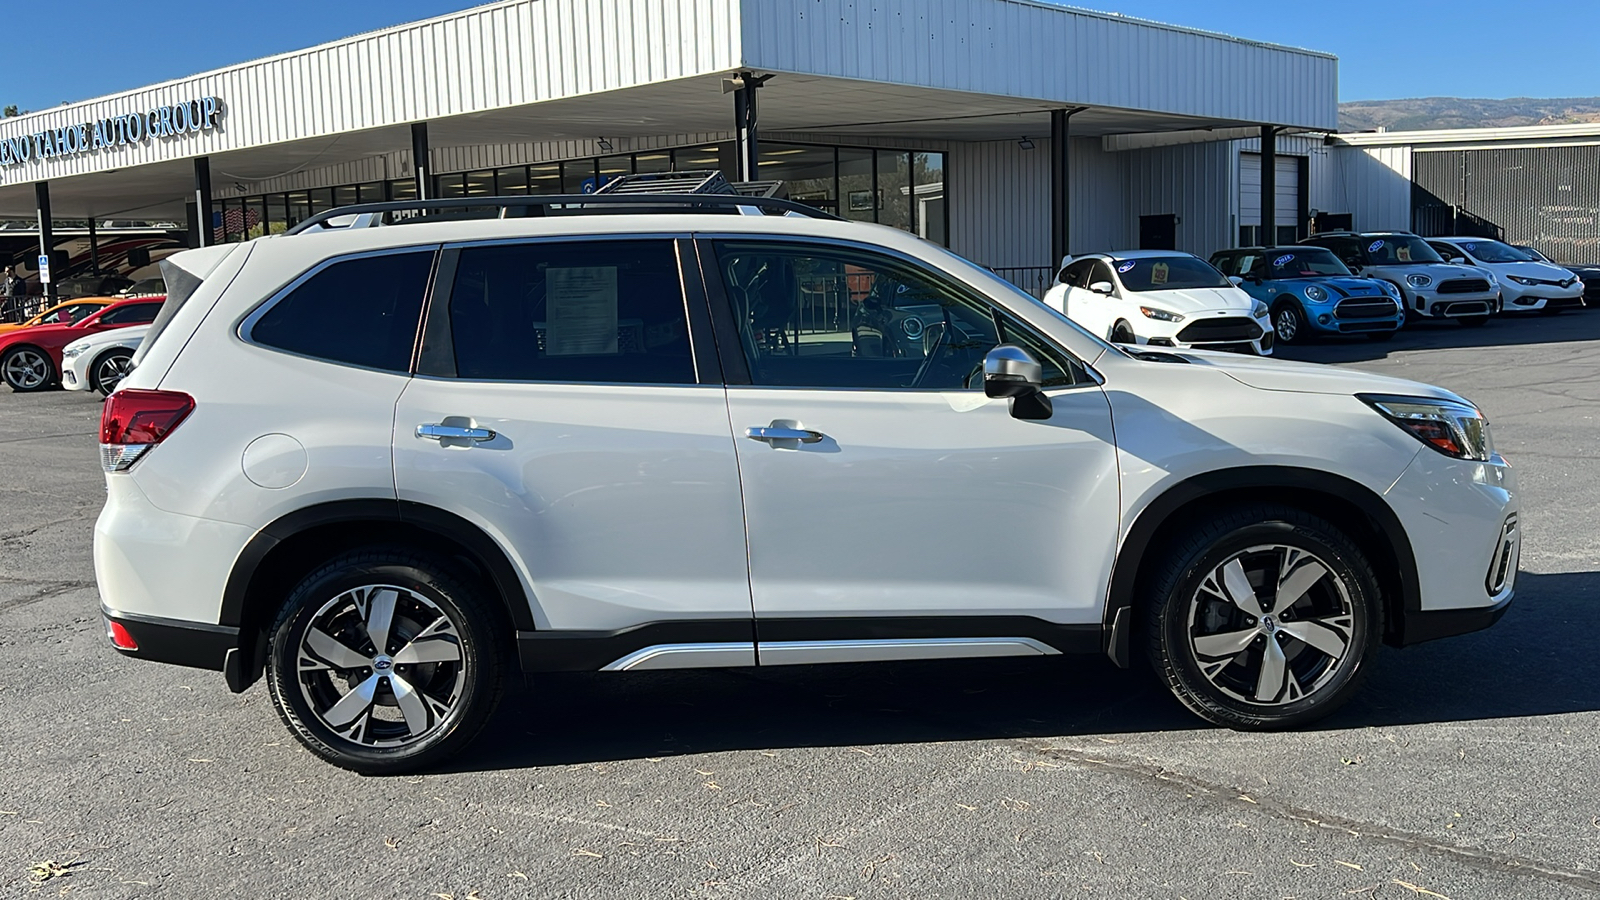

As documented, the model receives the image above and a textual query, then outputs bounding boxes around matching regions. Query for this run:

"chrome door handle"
[417,423,497,442]
[745,425,825,444]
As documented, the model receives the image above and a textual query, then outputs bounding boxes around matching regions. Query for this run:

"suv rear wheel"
[1142,504,1380,730]
[266,548,507,774]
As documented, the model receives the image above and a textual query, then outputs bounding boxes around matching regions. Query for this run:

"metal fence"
[1412,146,1600,265]
[989,266,1056,299]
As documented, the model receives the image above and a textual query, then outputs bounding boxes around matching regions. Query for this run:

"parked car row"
[1042,229,1591,352]
[0,297,162,393]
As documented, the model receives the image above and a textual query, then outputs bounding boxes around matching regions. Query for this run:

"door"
[1139,214,1177,250]
[393,237,753,655]
[701,238,1120,663]
[1067,259,1121,339]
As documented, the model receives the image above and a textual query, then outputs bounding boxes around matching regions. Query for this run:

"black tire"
[266,547,508,774]
[1365,330,1396,342]
[1141,504,1381,730]
[1271,302,1307,345]
[90,348,134,396]
[2,345,55,392]
[1458,315,1491,327]
[1110,321,1137,344]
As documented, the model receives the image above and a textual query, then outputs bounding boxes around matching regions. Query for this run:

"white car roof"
[1074,249,1202,261]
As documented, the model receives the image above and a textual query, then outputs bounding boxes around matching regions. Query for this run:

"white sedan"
[1045,250,1273,355]
[62,325,148,396]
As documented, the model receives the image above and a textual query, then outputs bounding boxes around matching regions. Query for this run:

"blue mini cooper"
[1209,246,1405,344]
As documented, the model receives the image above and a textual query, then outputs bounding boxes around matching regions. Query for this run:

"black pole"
[35,181,56,308]
[1260,125,1277,247]
[1049,107,1088,269]
[193,156,214,248]
[730,72,772,183]
[411,122,432,201]
[87,216,100,275]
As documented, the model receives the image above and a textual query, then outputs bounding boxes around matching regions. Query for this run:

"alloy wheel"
[1186,544,1355,706]
[3,348,49,390]
[94,353,133,394]
[295,584,467,748]
[1273,307,1300,343]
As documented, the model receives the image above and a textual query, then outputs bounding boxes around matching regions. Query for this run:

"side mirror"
[1450,257,1468,265]
[983,345,1053,421]
[1089,281,1114,295]
[1228,276,1244,286]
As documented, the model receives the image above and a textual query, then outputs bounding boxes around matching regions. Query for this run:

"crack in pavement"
[0,579,96,614]
[0,430,98,445]
[1024,742,1600,891]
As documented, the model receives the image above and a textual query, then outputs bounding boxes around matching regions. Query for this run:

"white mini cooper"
[95,195,1517,772]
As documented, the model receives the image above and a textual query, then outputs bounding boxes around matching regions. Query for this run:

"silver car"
[1300,231,1497,326]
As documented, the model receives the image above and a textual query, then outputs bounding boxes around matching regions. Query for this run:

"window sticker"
[1368,240,1385,253]
[1273,254,1295,267]
[1150,262,1170,285]
[1116,261,1136,274]
[1396,245,1411,262]
[546,266,619,356]
[1463,243,1477,253]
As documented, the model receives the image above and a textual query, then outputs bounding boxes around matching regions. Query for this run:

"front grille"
[1335,298,1398,320]
[1337,320,1393,332]
[1443,300,1491,316]
[1175,317,1262,344]
[1438,278,1491,295]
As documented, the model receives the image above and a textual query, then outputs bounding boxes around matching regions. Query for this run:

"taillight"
[99,388,194,472]
[107,619,139,651]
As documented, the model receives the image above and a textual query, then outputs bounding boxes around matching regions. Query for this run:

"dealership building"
[0,0,1347,300]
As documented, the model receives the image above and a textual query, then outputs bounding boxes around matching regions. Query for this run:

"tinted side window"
[447,240,693,384]
[1061,259,1094,287]
[99,303,161,325]
[1090,261,1117,288]
[251,251,433,372]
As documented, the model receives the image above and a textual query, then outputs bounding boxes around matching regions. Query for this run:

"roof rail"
[285,192,837,235]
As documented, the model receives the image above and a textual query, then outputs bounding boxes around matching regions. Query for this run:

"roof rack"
[286,190,836,235]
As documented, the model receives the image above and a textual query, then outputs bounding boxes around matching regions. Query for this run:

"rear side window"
[98,303,161,325]
[442,239,693,384]
[250,251,434,372]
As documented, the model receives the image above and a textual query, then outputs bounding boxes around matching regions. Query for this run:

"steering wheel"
[909,306,954,388]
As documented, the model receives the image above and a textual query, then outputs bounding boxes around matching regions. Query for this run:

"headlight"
[1406,274,1432,288]
[1377,280,1401,299]
[1303,285,1328,302]
[1139,306,1184,322]
[1360,394,1494,461]
[1251,300,1269,319]
[1508,275,1538,286]
[63,341,90,359]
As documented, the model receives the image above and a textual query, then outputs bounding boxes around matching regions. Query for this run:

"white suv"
[95,196,1520,773]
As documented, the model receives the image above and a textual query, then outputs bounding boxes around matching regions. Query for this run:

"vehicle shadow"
[442,569,1600,772]
[1277,308,1600,366]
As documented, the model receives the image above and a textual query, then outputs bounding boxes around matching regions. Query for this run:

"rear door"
[392,236,753,665]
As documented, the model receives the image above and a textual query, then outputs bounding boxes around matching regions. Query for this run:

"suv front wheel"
[266,548,507,774]
[1142,504,1380,730]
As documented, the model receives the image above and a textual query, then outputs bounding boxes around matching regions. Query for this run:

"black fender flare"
[1101,466,1421,664]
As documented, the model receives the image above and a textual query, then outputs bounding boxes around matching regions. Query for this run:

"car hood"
[1133,286,1255,313]
[1268,276,1387,296]
[1164,348,1466,402]
[1365,262,1483,281]
[1487,261,1579,282]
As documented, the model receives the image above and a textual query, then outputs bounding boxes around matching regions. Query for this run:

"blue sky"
[4,0,1597,112]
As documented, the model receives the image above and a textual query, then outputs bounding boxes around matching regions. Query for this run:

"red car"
[1,297,164,393]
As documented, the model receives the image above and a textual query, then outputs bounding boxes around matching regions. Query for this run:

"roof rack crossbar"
[285,192,836,235]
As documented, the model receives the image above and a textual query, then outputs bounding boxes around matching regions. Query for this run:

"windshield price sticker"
[1273,254,1295,267]
[1116,261,1135,273]
[1150,262,1170,285]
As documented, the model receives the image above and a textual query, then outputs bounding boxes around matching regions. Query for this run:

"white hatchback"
[1043,251,1273,355]
[94,195,1517,773]
[1426,237,1585,314]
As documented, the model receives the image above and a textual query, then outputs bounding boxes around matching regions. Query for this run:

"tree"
[2,105,18,117]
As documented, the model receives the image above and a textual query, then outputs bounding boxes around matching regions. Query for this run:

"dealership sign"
[0,96,223,168]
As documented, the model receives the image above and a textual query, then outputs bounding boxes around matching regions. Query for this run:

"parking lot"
[2,313,1598,899]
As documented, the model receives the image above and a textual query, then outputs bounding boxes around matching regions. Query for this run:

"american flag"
[213,206,262,242]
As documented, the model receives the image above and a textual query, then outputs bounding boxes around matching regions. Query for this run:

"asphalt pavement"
[1,311,1597,899]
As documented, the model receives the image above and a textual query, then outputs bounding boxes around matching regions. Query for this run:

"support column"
[35,181,56,308]
[1049,107,1088,268]
[193,156,214,248]
[411,122,432,201]
[1260,125,1277,246]
[727,71,773,183]
[87,216,100,275]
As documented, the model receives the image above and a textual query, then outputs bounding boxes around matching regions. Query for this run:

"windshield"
[1514,245,1551,263]
[1457,240,1533,263]
[1259,248,1351,279]
[1113,256,1230,291]
[1362,236,1444,266]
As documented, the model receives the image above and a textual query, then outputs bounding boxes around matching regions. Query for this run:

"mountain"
[1338,97,1600,133]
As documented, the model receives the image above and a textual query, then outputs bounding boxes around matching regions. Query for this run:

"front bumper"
[1141,313,1273,355]
[1404,287,1497,318]
[1500,282,1584,312]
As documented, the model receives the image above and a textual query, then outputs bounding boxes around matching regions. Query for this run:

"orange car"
[0,298,116,336]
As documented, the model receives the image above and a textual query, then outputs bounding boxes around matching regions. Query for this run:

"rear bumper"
[102,607,237,671]
[1394,592,1513,646]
